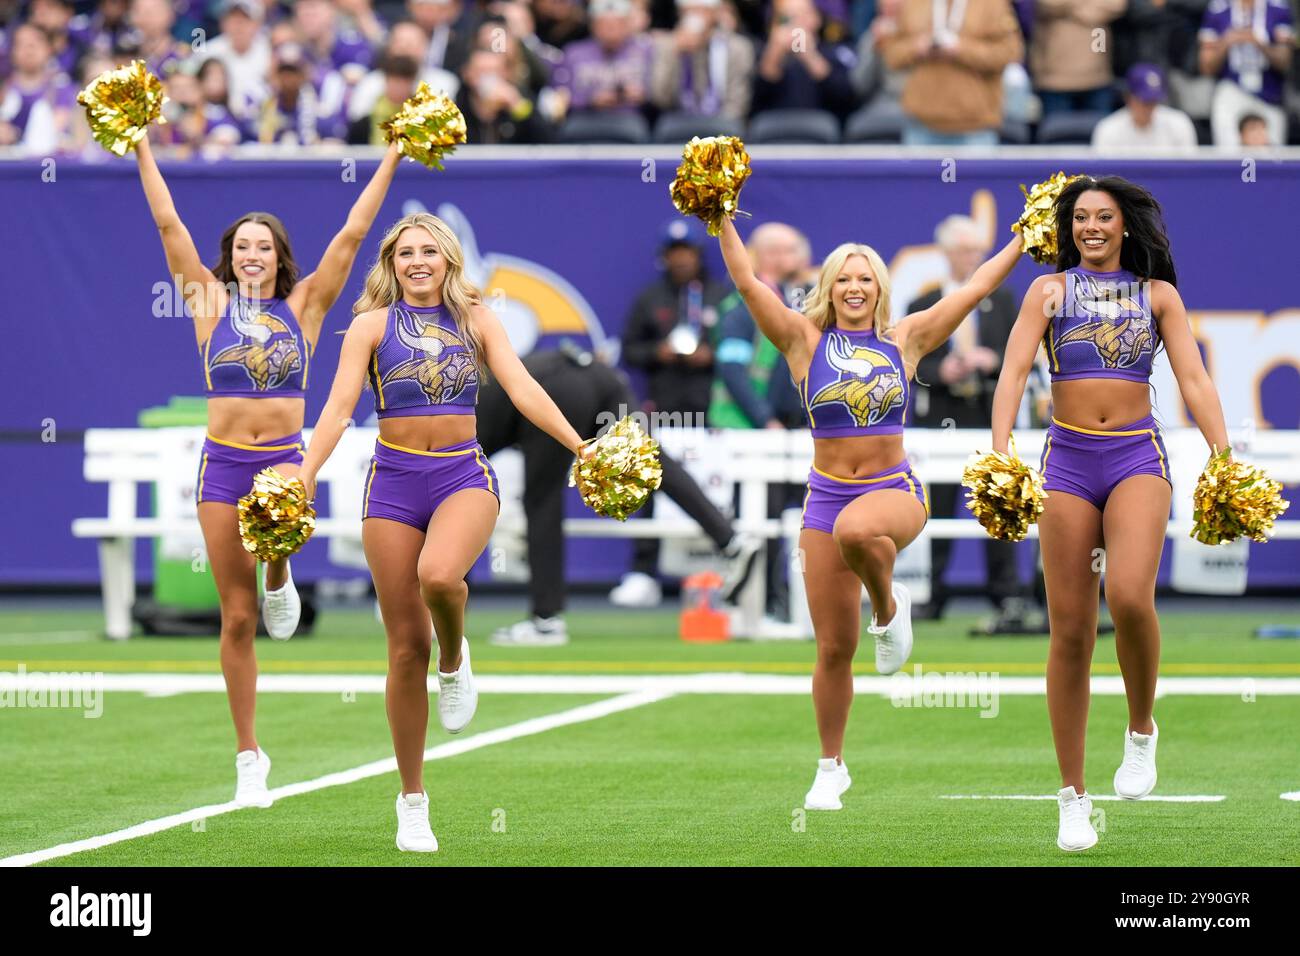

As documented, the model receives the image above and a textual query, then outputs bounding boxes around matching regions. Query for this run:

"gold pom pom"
[381,82,467,170]
[962,447,1047,542]
[1191,447,1291,545]
[569,416,663,521]
[1014,171,1085,265]
[237,468,317,562]
[76,59,167,156]
[669,135,752,237]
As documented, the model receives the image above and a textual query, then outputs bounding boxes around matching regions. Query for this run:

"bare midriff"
[812,433,907,480]
[1050,378,1153,429]
[377,413,477,452]
[207,396,306,444]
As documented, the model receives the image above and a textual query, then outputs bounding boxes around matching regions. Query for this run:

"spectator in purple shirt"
[293,0,374,79]
[127,0,191,78]
[0,21,72,153]
[29,0,86,76]
[553,0,652,114]
[256,42,348,144]
[70,0,131,64]
[198,56,253,142]
[753,0,858,119]
[1199,0,1294,145]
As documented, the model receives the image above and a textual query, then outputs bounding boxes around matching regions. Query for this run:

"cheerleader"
[132,136,402,806]
[298,213,591,852]
[990,176,1230,851]
[716,217,1026,811]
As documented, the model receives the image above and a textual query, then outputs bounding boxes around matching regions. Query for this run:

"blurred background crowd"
[1,0,1296,156]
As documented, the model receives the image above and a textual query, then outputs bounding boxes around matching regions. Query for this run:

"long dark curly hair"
[1053,175,1177,286]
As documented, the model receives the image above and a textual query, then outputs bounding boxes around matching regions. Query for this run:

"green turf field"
[2,605,1298,866]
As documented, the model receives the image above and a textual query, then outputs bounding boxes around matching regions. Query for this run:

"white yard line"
[3,672,1299,696]
[1281,792,1300,802]
[940,795,1227,803]
[0,689,673,868]
[0,632,96,645]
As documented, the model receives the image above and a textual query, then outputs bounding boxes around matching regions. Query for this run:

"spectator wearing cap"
[0,21,73,154]
[753,0,857,120]
[456,44,554,142]
[406,0,476,77]
[349,51,420,143]
[880,0,1023,146]
[533,0,589,49]
[127,0,190,79]
[1199,0,1294,146]
[650,0,756,120]
[1092,64,1199,149]
[28,0,85,76]
[203,0,272,124]
[552,0,653,114]
[1029,0,1126,117]
[346,19,459,132]
[257,42,347,144]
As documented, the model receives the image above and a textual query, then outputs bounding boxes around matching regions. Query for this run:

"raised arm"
[477,306,588,455]
[298,309,385,499]
[991,274,1058,454]
[133,136,222,340]
[292,142,402,341]
[717,217,814,362]
[897,233,1024,369]
[1152,280,1230,454]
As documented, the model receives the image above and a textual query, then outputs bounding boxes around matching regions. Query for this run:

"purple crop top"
[368,301,479,419]
[799,325,908,438]
[202,295,310,398]
[1046,267,1159,384]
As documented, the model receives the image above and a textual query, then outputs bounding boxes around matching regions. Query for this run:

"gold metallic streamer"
[381,82,467,170]
[569,416,663,521]
[237,468,317,562]
[1191,447,1290,545]
[669,135,752,237]
[1014,171,1084,265]
[76,59,167,156]
[962,444,1047,542]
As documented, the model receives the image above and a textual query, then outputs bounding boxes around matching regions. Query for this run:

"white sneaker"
[721,532,763,603]
[803,757,852,810]
[1056,786,1098,851]
[491,616,569,646]
[436,637,478,734]
[262,562,301,641]
[609,572,662,608]
[395,791,438,852]
[869,581,913,675]
[1114,720,1159,800]
[234,748,273,808]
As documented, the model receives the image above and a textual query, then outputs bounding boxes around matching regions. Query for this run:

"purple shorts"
[800,460,930,535]
[1040,414,1171,510]
[362,436,500,531]
[196,432,304,506]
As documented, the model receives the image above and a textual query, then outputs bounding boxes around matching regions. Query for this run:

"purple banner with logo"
[1,156,1297,588]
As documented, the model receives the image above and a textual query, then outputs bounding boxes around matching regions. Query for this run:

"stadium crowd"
[1,0,1296,156]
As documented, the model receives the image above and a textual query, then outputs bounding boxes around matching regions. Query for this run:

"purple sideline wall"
[0,156,1297,589]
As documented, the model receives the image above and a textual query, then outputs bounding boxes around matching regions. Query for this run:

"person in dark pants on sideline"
[909,215,1026,627]
[478,342,762,645]
[615,217,732,606]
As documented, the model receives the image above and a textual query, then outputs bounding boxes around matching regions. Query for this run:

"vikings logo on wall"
[1056,273,1154,369]
[384,308,477,404]
[809,333,905,427]
[209,300,303,390]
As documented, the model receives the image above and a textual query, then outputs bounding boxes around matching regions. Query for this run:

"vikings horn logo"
[384,313,477,404]
[1057,274,1153,369]
[809,333,905,427]
[210,310,302,390]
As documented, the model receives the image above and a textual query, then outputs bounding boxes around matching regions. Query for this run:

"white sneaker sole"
[396,834,438,852]
[804,776,852,811]
[1057,832,1098,852]
[1114,770,1157,801]
[235,792,274,809]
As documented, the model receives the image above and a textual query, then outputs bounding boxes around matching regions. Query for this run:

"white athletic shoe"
[803,757,852,811]
[395,791,438,852]
[1056,786,1098,851]
[234,748,273,808]
[436,637,478,734]
[869,581,913,675]
[262,563,301,641]
[720,532,763,603]
[491,616,570,647]
[1114,720,1159,800]
[609,572,662,608]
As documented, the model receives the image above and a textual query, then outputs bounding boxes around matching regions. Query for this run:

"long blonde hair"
[354,213,485,364]
[803,242,893,339]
